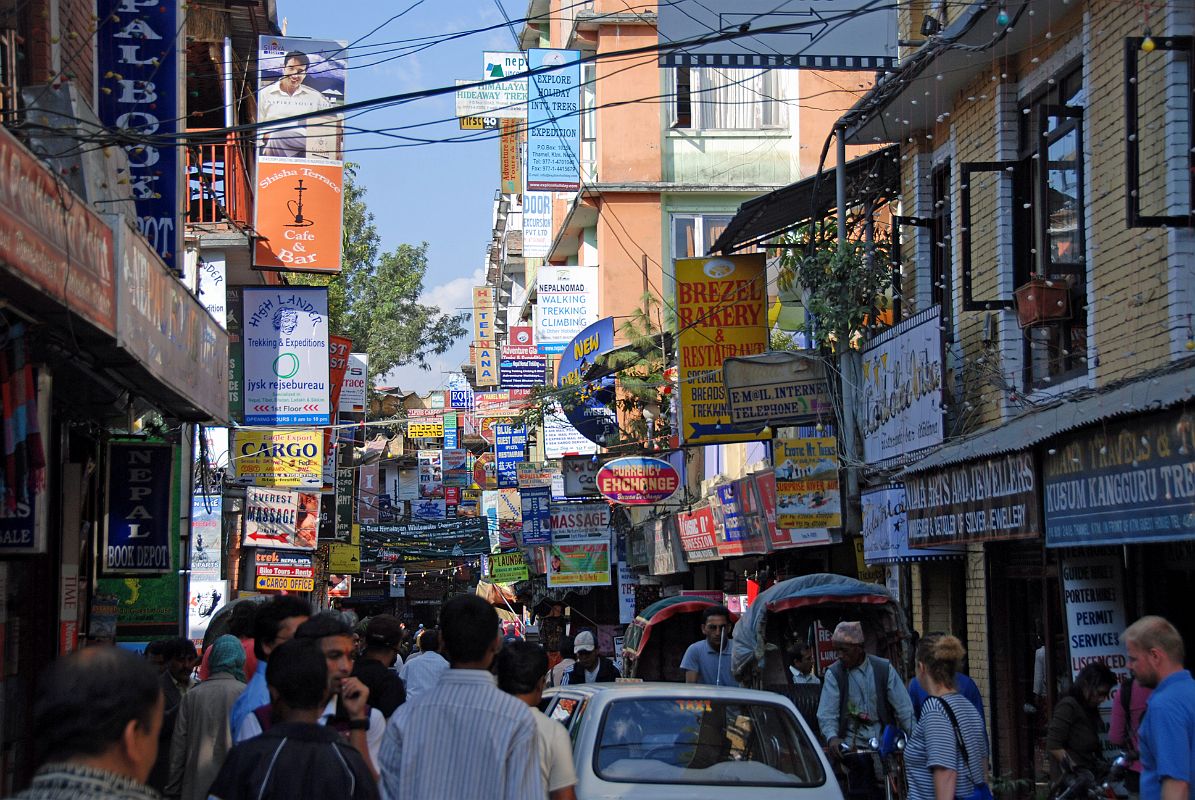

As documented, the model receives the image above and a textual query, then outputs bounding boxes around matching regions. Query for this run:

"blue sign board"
[527,49,581,192]
[716,483,746,543]
[95,0,182,272]
[1045,409,1195,547]
[102,443,175,575]
[500,356,547,389]
[520,486,552,546]
[449,389,474,409]
[494,424,528,488]
[0,494,37,551]
[556,317,618,445]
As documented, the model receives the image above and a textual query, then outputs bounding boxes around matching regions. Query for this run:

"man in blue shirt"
[1123,615,1195,800]
[680,605,740,687]
[229,595,310,738]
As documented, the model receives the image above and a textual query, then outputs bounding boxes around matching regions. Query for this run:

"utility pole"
[836,125,862,536]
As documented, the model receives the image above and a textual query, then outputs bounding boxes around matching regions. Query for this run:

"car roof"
[544,682,797,703]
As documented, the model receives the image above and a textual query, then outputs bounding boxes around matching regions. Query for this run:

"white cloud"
[421,266,485,316]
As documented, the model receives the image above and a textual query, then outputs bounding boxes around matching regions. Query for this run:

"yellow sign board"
[329,543,361,574]
[490,551,529,583]
[232,429,323,487]
[255,575,316,592]
[675,254,768,445]
[459,116,498,130]
[408,420,445,438]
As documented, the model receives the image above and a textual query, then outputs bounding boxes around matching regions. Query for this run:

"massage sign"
[102,442,175,575]
[596,457,680,505]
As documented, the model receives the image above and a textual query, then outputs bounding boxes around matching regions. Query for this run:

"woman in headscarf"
[166,635,247,800]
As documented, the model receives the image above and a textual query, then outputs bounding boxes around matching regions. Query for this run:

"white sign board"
[454,78,527,119]
[523,191,552,258]
[861,306,944,464]
[197,251,227,329]
[187,580,228,642]
[550,503,610,543]
[534,266,599,354]
[544,404,599,458]
[339,352,368,414]
[242,288,331,425]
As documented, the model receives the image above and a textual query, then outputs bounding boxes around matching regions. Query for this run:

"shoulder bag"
[928,695,994,800]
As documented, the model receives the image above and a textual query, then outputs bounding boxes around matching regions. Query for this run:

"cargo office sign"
[1045,409,1195,547]
[676,255,769,445]
[526,49,581,191]
[232,429,323,488]
[242,288,331,425]
[535,267,599,354]
[253,549,315,592]
[906,451,1040,546]
[102,443,174,575]
[861,307,944,464]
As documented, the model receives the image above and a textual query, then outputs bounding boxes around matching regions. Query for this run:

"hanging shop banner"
[454,69,528,119]
[102,443,175,575]
[523,191,553,258]
[363,518,489,560]
[335,467,354,539]
[561,455,602,497]
[906,451,1040,547]
[418,450,444,501]
[1045,409,1195,547]
[500,119,521,194]
[712,481,768,557]
[317,491,336,540]
[520,485,552,546]
[473,287,496,341]
[544,405,602,458]
[517,462,554,488]
[358,463,380,524]
[862,485,964,564]
[535,266,600,354]
[413,497,447,522]
[475,344,500,387]
[459,116,498,130]
[389,568,407,597]
[474,452,498,490]
[442,448,469,487]
[648,517,688,576]
[596,456,681,505]
[227,287,245,422]
[500,351,547,389]
[95,0,182,272]
[187,581,228,642]
[555,316,618,446]
[244,487,319,551]
[774,428,841,544]
[449,389,475,410]
[328,542,361,574]
[736,476,774,554]
[328,336,353,413]
[253,160,346,272]
[232,429,323,488]
[490,551,530,583]
[494,424,528,488]
[861,306,944,464]
[257,35,347,161]
[752,471,785,550]
[242,288,331,425]
[675,255,769,444]
[328,575,351,597]
[443,412,459,448]
[253,549,315,593]
[338,352,368,414]
[190,494,223,582]
[551,503,611,543]
[548,542,611,587]
[676,505,721,562]
[723,351,832,427]
[526,49,581,191]
[408,418,445,440]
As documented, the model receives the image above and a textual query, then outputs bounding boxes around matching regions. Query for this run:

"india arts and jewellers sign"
[861,307,943,464]
[102,442,175,575]
[242,288,330,425]
[905,451,1040,546]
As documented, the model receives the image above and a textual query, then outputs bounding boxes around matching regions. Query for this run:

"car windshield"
[594,697,826,787]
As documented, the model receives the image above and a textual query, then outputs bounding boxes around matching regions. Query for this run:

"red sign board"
[596,457,680,505]
[676,506,718,553]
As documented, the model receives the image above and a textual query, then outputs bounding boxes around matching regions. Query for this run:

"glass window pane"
[1046,126,1082,266]
[674,216,697,258]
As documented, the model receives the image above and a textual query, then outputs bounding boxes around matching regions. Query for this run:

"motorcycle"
[835,727,908,800]
[1049,754,1132,800]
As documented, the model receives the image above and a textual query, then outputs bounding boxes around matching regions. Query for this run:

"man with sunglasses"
[681,605,740,686]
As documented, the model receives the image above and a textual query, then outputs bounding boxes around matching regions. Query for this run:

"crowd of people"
[4,597,1194,800]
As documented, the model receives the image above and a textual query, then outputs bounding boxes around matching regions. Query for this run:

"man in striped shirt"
[377,595,544,800]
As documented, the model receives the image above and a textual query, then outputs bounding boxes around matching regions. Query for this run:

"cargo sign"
[723,351,831,427]
[242,288,331,425]
[489,551,530,583]
[596,456,680,505]
[102,443,174,575]
[675,255,768,444]
[906,451,1040,546]
[232,429,323,488]
[254,549,315,592]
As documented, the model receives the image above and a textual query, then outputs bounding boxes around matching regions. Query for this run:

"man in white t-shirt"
[497,641,578,800]
[258,50,338,159]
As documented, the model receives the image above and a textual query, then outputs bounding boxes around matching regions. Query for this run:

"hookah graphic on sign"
[254,161,345,273]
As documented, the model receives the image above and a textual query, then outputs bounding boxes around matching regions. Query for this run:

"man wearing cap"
[817,621,915,800]
[352,615,407,717]
[680,605,739,687]
[560,631,618,685]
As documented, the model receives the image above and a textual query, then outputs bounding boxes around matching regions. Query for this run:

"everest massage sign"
[596,457,680,505]
[102,442,175,575]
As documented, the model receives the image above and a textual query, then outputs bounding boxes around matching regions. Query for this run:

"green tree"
[292,165,468,381]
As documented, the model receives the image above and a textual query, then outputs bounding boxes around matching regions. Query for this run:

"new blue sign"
[527,49,581,192]
[96,0,182,272]
[494,424,528,488]
[520,485,552,546]
[556,317,618,445]
[103,443,175,575]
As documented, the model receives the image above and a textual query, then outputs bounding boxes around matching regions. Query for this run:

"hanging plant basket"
[1014,277,1071,328]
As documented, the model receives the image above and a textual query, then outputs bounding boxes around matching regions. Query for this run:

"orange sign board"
[254,159,344,273]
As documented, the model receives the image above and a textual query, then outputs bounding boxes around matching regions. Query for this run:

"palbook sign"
[596,457,680,505]
[722,351,831,427]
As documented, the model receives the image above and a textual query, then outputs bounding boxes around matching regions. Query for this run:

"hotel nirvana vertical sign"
[95,0,183,272]
[905,452,1040,546]
[103,443,175,575]
[861,307,944,464]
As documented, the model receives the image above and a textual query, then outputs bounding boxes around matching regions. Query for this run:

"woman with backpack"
[904,635,991,800]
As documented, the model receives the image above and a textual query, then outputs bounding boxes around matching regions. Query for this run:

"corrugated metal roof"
[900,358,1195,475]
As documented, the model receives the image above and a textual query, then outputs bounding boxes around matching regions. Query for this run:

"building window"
[581,62,596,181]
[930,161,952,320]
[672,67,788,130]
[1015,65,1088,388]
[673,213,734,258]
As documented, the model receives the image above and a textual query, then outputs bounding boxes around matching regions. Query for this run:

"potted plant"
[1014,275,1070,328]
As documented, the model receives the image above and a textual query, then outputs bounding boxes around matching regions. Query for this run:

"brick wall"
[964,544,991,728]
[24,0,95,104]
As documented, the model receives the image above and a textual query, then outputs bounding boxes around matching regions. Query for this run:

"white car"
[542,682,842,800]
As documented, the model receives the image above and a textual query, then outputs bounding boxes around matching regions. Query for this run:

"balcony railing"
[186,130,253,227]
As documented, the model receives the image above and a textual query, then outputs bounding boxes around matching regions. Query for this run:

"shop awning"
[710,145,901,254]
[901,358,1195,476]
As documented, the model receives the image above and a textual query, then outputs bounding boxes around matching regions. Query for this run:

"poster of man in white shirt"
[257,36,347,161]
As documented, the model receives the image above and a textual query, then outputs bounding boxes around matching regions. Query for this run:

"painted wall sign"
[861,307,944,464]
[242,288,330,425]
[96,0,182,271]
[1045,409,1195,547]
[862,485,964,564]
[773,427,840,545]
[723,351,831,427]
[232,429,323,488]
[526,49,581,191]
[906,451,1040,546]
[535,266,599,355]
[102,443,175,575]
[676,255,768,444]
[676,505,721,562]
[596,456,681,505]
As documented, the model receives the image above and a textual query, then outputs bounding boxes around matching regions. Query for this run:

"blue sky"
[280,0,524,394]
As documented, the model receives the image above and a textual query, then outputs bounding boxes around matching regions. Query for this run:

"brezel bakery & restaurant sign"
[906,451,1040,546]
